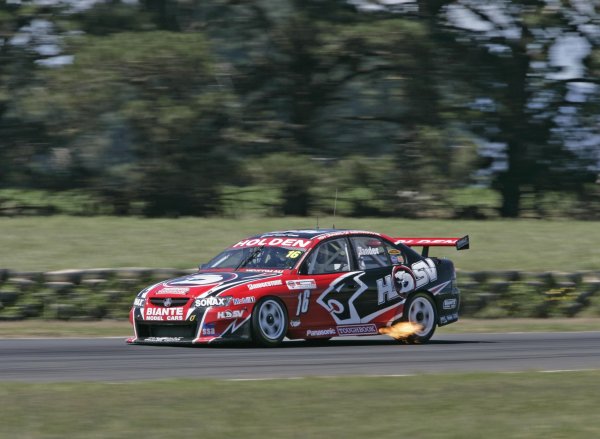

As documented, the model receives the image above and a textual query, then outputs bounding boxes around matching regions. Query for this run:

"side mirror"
[199,263,208,270]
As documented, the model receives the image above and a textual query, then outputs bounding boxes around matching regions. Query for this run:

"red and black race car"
[127,229,469,346]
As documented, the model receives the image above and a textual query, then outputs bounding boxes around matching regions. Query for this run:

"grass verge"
[1,372,600,438]
[1,216,599,271]
[0,318,598,338]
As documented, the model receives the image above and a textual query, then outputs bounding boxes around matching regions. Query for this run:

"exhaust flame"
[379,322,422,340]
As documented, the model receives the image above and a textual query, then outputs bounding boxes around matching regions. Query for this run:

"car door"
[291,237,360,330]
[345,235,407,324]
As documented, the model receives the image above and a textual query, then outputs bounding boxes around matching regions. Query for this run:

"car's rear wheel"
[402,292,437,344]
[251,297,288,347]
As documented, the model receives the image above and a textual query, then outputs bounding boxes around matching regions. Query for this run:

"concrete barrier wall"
[0,268,599,320]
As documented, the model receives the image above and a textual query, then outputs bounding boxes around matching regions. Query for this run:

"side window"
[351,236,393,270]
[305,238,351,275]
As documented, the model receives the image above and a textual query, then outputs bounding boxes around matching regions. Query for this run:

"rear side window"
[350,236,403,270]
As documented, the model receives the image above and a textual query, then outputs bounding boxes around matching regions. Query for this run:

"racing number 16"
[296,290,310,316]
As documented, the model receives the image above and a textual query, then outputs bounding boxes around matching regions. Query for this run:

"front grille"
[149,298,189,307]
[136,321,198,338]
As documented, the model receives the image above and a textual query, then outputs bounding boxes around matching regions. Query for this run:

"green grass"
[1,216,599,272]
[1,372,600,438]
[0,318,598,338]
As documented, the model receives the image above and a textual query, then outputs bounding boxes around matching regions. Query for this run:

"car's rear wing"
[393,235,469,257]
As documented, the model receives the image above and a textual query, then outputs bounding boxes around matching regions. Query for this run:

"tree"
[28,31,240,215]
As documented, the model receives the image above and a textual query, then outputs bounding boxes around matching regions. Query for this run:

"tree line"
[1,0,598,218]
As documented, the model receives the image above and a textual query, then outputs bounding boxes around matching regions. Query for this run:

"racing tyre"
[251,297,288,347]
[402,292,437,344]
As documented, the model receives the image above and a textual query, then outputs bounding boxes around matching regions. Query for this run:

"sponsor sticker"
[233,296,256,305]
[443,298,457,310]
[337,324,378,336]
[145,337,183,342]
[248,279,283,290]
[195,297,231,307]
[133,298,145,307]
[358,247,380,256]
[202,323,217,336]
[306,328,336,337]
[156,287,189,295]
[286,279,317,290]
[388,249,401,255]
[145,307,184,321]
[290,320,301,328]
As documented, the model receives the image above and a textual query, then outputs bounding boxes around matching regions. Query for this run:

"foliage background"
[1,0,598,220]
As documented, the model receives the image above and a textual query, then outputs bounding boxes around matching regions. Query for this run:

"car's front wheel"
[402,292,437,344]
[251,297,288,347]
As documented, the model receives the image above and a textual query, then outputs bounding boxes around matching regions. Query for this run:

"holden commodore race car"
[127,229,469,346]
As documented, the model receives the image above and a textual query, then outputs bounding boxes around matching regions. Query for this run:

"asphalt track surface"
[2,332,600,382]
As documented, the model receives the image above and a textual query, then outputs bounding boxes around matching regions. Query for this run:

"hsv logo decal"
[217,310,244,320]
[317,270,409,325]
[392,266,416,294]
[411,258,438,288]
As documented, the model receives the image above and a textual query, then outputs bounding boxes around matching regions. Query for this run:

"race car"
[127,229,469,346]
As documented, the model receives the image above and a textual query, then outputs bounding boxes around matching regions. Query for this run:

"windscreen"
[205,246,306,270]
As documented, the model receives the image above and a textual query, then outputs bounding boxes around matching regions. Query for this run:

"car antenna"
[332,188,337,229]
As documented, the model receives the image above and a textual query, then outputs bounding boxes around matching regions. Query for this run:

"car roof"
[250,229,385,240]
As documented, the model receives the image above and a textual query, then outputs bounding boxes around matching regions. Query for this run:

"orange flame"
[379,322,422,340]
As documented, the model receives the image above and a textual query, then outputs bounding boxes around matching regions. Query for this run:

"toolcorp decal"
[306,328,336,337]
[195,297,231,307]
[156,287,189,295]
[337,324,378,336]
[232,238,312,248]
[167,273,237,286]
[286,279,317,290]
[145,307,184,321]
[248,279,283,290]
[443,298,457,309]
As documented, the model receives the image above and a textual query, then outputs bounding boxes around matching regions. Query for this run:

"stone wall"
[0,268,599,320]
